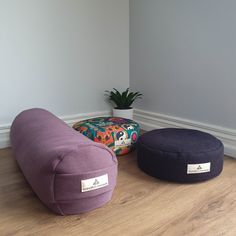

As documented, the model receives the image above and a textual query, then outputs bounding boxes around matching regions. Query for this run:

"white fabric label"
[187,162,211,174]
[115,138,131,147]
[81,174,109,192]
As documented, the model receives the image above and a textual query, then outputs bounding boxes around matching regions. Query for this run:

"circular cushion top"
[73,117,140,156]
[137,128,224,183]
[139,128,222,154]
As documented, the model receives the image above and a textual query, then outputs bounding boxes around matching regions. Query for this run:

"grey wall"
[0,0,129,124]
[130,0,236,129]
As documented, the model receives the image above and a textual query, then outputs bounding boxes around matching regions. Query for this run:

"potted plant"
[105,88,143,120]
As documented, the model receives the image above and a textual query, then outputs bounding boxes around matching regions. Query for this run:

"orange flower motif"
[94,131,114,146]
[106,125,123,133]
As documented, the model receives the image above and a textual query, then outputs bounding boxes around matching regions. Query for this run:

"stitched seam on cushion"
[54,189,114,202]
[53,144,115,173]
[54,165,117,202]
[138,140,223,155]
[76,143,117,163]
[52,150,77,215]
[90,143,117,163]
[55,164,117,175]
[52,146,116,213]
[52,174,64,215]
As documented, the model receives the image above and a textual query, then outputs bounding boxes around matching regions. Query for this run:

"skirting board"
[134,109,236,158]
[2,109,236,158]
[0,110,110,149]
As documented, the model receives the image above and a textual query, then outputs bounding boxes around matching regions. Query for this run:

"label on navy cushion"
[81,174,109,192]
[187,162,211,174]
[115,138,131,147]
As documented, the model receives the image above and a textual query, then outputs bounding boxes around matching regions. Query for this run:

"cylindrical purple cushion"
[137,128,224,183]
[10,108,117,215]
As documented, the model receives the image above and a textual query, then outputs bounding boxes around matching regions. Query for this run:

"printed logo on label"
[81,174,109,192]
[187,162,211,174]
[115,138,131,147]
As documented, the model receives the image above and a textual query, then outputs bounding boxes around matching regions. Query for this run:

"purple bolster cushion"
[10,108,118,215]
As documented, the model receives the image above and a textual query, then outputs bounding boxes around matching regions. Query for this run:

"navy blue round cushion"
[137,128,224,183]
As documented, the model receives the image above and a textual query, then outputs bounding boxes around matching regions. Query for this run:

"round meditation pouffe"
[73,117,140,155]
[137,128,224,183]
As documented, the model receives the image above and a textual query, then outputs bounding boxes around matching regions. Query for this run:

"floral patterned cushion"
[73,117,140,156]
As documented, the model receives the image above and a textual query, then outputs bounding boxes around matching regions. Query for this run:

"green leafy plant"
[105,88,143,109]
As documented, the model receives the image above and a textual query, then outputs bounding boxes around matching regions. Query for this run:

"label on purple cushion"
[187,162,211,174]
[81,174,109,192]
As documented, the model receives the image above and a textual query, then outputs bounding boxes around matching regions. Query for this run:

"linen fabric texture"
[10,108,117,215]
[137,128,224,183]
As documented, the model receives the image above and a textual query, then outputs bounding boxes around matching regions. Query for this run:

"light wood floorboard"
[0,148,236,236]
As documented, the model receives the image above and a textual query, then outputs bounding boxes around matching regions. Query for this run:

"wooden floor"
[0,148,236,236]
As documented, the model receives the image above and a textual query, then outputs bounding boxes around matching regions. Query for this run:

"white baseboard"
[60,110,111,127]
[0,125,11,149]
[0,110,110,149]
[134,109,236,158]
[2,109,236,158]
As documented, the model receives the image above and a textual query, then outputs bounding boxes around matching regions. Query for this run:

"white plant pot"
[112,108,134,120]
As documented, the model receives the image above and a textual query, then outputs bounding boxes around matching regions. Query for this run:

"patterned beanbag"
[73,117,140,155]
